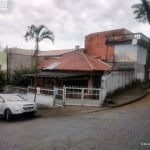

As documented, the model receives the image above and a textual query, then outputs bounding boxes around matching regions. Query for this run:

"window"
[0,96,4,102]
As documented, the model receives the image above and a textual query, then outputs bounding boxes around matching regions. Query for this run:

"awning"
[26,72,88,78]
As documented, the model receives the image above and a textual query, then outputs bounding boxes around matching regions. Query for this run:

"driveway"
[0,94,150,150]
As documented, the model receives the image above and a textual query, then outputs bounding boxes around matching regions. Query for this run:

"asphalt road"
[1,94,150,150]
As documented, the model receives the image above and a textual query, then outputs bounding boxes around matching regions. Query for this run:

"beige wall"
[7,48,34,80]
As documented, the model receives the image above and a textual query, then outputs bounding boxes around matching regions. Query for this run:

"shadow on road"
[0,113,41,122]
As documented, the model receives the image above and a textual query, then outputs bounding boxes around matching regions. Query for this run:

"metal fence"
[14,87,28,94]
[14,86,105,107]
[65,87,103,106]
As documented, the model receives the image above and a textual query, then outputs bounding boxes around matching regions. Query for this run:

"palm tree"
[132,0,150,82]
[24,24,54,102]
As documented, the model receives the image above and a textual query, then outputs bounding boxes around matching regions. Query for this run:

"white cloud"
[0,0,149,50]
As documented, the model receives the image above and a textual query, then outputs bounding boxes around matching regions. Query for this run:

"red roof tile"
[40,51,111,72]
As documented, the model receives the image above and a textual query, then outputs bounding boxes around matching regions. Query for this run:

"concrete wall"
[101,70,135,94]
[114,44,147,81]
[114,44,137,62]
[8,53,33,79]
[137,45,146,65]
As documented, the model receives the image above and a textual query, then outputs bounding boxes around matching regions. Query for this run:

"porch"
[27,71,103,89]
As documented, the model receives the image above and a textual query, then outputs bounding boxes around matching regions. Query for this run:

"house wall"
[8,53,33,77]
[137,45,146,64]
[114,44,137,62]
[101,70,135,94]
[114,44,147,80]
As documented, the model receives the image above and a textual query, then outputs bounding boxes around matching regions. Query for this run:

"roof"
[26,72,86,78]
[85,28,132,38]
[8,48,35,55]
[38,49,77,56]
[8,47,77,57]
[40,51,112,72]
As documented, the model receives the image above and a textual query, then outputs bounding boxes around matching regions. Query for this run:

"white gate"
[64,87,104,106]
[14,86,105,107]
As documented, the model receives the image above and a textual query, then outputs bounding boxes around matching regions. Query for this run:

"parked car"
[0,94,37,121]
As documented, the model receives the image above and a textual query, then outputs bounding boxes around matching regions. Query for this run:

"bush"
[0,70,6,92]
[12,67,37,87]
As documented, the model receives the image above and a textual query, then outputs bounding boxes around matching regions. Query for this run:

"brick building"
[85,28,131,62]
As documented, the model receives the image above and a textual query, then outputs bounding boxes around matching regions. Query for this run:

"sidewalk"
[105,87,150,107]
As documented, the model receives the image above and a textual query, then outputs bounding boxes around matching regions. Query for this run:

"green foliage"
[132,0,150,81]
[132,0,150,23]
[0,70,6,92]
[130,79,150,89]
[132,2,147,23]
[12,67,37,87]
[24,24,54,43]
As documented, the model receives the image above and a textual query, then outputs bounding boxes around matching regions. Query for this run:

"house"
[32,28,149,94]
[84,28,149,93]
[32,50,112,89]
[5,28,148,99]
[85,28,149,81]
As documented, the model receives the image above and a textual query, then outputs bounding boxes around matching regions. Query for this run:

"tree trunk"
[34,41,39,102]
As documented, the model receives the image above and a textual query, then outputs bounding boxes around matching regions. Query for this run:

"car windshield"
[4,95,27,102]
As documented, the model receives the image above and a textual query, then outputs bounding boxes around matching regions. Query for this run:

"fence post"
[81,88,84,106]
[63,85,66,106]
[99,89,102,106]
[53,86,56,106]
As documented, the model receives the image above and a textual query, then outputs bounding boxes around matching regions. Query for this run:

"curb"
[80,107,112,114]
[112,90,150,108]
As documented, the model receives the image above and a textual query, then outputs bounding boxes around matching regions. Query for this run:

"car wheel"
[30,112,36,117]
[4,109,12,121]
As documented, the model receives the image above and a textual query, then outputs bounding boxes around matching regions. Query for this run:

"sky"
[0,0,150,51]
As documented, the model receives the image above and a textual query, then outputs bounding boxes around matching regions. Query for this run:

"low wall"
[101,70,135,94]
[27,93,54,107]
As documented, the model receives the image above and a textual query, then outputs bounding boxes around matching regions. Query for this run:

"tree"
[24,24,54,102]
[0,70,6,92]
[132,0,150,82]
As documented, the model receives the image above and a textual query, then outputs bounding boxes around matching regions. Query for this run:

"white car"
[0,94,37,121]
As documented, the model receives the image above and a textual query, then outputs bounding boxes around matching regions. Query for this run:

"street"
[0,95,150,150]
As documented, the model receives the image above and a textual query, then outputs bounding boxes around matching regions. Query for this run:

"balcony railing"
[108,61,135,70]
[106,33,149,48]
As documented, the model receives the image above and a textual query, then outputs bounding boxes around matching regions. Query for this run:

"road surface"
[0,94,150,150]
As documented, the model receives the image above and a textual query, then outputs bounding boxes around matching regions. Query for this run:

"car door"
[0,96,5,114]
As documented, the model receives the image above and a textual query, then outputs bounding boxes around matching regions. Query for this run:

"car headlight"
[12,104,21,110]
